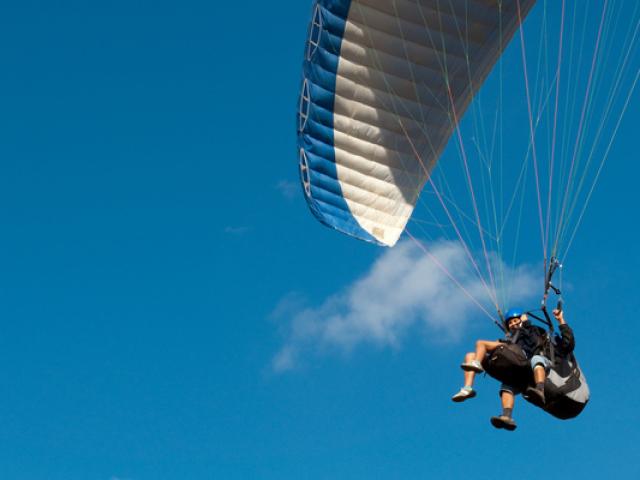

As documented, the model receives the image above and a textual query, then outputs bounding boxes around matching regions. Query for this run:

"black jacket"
[553,324,575,356]
[509,322,548,359]
[510,322,575,359]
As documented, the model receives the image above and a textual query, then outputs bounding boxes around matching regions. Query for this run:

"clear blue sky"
[0,1,638,479]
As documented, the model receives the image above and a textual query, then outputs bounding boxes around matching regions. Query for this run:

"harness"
[489,258,589,419]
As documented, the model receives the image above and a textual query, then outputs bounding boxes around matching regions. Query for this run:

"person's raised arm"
[553,309,575,353]
[553,308,566,325]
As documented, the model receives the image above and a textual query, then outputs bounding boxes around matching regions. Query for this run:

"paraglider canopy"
[297,0,640,320]
[297,0,536,247]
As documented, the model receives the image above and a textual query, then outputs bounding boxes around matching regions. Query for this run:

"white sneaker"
[460,360,484,373]
[452,387,477,402]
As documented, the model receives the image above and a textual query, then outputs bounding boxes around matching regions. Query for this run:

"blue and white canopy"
[297,0,536,246]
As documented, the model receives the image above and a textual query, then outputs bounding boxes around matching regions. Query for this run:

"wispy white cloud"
[271,240,538,372]
[276,180,299,200]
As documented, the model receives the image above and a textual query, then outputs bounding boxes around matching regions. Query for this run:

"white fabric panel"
[333,0,535,246]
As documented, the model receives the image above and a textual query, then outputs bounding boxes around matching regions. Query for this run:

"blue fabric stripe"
[297,0,380,245]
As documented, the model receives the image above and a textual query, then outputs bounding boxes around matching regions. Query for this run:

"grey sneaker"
[452,387,477,403]
[490,415,517,431]
[460,360,484,373]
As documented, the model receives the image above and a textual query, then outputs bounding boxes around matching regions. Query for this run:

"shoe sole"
[452,391,476,403]
[490,417,517,431]
[460,364,484,373]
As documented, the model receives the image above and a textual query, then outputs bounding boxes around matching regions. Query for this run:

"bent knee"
[530,355,551,370]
